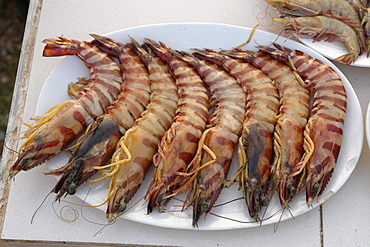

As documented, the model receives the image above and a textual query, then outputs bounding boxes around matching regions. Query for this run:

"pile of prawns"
[9,33,347,227]
[265,0,370,65]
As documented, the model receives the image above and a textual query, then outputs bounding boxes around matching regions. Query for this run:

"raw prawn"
[258,43,347,205]
[174,51,246,226]
[49,34,153,199]
[10,37,123,177]
[265,0,366,54]
[144,40,209,214]
[104,38,179,222]
[272,16,361,65]
[222,49,310,209]
[192,49,280,219]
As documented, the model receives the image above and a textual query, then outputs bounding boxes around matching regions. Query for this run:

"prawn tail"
[334,51,359,65]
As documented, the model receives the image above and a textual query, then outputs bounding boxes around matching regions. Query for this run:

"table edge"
[0,0,43,237]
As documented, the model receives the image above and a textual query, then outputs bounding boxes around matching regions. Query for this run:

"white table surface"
[1,0,369,246]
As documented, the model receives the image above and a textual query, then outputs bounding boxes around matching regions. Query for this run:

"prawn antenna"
[31,191,53,224]
[209,212,256,224]
[78,185,111,226]
[55,184,108,226]
[253,3,279,33]
[273,208,284,233]
[52,201,79,224]
[93,195,146,237]
[3,143,19,154]
[93,218,117,237]
[213,197,244,208]
[235,24,259,49]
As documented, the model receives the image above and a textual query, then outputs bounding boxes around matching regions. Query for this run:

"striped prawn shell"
[44,37,124,119]
[175,52,246,226]
[225,49,310,208]
[102,47,153,133]
[143,40,209,214]
[50,35,154,200]
[10,37,124,177]
[259,43,347,205]
[105,39,179,222]
[251,51,310,207]
[194,49,280,219]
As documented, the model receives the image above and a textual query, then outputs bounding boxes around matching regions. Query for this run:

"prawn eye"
[312,183,319,194]
[200,203,208,213]
[156,193,163,203]
[117,204,126,212]
[21,158,30,168]
[261,196,270,207]
[290,187,297,197]
[68,183,77,195]
[65,175,73,185]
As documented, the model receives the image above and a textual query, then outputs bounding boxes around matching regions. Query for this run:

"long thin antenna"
[31,192,52,224]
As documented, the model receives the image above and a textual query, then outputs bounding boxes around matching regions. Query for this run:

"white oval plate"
[300,37,370,67]
[38,23,363,230]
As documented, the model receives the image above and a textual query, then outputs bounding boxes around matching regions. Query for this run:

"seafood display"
[10,24,361,230]
[265,0,370,65]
